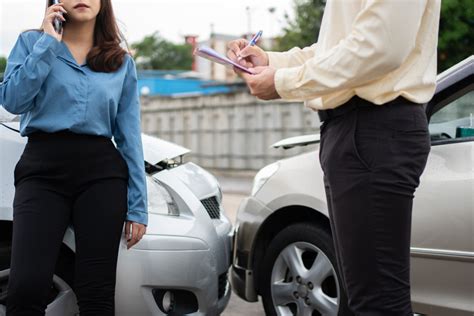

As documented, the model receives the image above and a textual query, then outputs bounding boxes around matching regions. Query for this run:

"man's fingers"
[239,46,260,59]
[227,39,248,50]
[240,71,253,81]
[227,40,244,55]
[249,66,267,74]
[238,59,253,68]
[227,49,238,61]
[228,39,250,61]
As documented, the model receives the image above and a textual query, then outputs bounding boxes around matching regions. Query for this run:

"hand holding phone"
[42,1,67,41]
[52,0,63,34]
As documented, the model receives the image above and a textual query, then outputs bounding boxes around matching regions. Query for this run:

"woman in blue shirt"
[0,1,148,314]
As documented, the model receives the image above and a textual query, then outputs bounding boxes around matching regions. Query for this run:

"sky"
[0,0,295,57]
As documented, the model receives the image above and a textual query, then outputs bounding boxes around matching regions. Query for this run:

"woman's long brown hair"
[42,0,129,72]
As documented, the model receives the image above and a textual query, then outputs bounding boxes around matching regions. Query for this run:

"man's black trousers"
[318,97,430,315]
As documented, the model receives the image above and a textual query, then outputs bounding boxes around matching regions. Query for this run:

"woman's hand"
[227,39,269,69]
[124,221,146,249]
[42,2,67,41]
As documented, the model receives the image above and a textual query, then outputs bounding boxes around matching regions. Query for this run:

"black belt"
[28,130,109,142]
[317,96,409,122]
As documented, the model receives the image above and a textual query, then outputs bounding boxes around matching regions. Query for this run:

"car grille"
[201,196,221,219]
[218,272,228,299]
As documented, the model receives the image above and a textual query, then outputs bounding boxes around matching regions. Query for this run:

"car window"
[429,90,474,141]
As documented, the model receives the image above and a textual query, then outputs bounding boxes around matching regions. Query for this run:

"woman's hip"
[15,130,128,187]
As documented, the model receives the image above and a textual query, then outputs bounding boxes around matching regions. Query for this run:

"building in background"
[137,70,243,98]
[140,91,320,171]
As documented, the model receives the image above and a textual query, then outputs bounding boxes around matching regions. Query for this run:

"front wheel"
[0,240,78,316]
[260,223,350,316]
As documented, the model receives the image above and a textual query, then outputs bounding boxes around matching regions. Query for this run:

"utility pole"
[268,7,276,47]
[246,6,252,40]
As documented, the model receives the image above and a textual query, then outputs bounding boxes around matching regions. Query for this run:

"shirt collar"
[57,41,88,70]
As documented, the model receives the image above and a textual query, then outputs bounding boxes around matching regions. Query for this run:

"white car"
[231,57,474,315]
[0,120,233,315]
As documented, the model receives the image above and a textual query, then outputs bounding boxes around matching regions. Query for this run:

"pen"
[238,30,263,61]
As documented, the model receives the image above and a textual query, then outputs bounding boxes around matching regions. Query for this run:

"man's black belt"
[317,96,409,122]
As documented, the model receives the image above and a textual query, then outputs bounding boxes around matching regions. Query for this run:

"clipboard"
[194,46,255,75]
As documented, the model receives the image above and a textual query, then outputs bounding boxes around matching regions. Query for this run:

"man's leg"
[319,104,430,315]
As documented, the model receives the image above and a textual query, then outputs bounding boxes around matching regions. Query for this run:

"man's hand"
[227,39,269,68]
[239,66,281,101]
[124,221,146,249]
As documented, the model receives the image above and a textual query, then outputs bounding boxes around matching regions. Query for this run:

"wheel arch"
[0,220,76,289]
[251,205,331,295]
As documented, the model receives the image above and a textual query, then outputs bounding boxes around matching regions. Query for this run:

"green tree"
[275,0,326,51]
[277,0,474,72]
[438,0,474,71]
[0,56,6,75]
[132,32,193,70]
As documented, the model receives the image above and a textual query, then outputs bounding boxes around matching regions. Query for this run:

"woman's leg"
[7,179,71,316]
[71,178,128,316]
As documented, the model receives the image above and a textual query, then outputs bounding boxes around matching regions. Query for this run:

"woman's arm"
[113,56,148,226]
[0,32,62,114]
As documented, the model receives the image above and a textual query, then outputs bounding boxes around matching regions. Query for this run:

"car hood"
[0,121,190,165]
[141,133,190,165]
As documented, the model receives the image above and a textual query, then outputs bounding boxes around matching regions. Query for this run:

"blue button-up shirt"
[0,30,148,225]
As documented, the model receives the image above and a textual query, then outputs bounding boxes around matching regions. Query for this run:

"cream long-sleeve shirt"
[267,0,441,110]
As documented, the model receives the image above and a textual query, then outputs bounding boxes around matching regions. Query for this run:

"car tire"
[0,240,76,315]
[260,223,350,316]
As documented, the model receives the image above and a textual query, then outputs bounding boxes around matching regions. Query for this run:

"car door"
[410,77,474,315]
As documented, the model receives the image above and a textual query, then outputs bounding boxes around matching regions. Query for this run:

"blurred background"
[1,0,473,174]
[1,1,473,314]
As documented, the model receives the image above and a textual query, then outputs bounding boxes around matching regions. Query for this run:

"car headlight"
[251,162,280,196]
[146,177,179,216]
[217,184,223,203]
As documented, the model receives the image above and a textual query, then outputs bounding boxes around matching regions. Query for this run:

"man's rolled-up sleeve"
[274,0,427,101]
[267,43,318,69]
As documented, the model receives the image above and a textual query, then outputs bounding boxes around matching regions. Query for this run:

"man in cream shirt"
[228,0,441,315]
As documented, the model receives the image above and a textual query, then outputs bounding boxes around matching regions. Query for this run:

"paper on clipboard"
[194,46,255,75]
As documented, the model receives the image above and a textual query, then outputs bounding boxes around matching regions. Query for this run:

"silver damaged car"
[231,56,474,316]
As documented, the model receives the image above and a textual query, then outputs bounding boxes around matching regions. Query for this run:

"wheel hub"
[270,241,340,315]
[297,283,309,298]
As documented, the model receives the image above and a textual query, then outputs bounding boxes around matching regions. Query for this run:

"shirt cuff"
[31,32,62,62]
[126,209,148,226]
[274,67,303,100]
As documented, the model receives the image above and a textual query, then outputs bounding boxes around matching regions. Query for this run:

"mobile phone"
[52,0,63,34]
